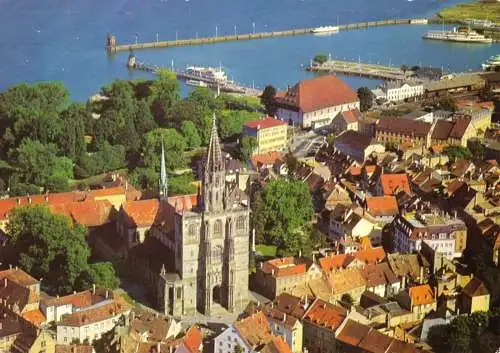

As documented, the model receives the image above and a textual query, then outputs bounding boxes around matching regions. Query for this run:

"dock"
[106,18,418,53]
[128,56,262,97]
[306,59,413,81]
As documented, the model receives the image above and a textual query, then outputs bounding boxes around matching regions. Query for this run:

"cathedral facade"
[156,115,250,317]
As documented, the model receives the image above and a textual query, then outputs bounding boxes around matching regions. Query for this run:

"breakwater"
[106,18,417,52]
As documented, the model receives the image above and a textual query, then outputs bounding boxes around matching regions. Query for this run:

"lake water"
[0,0,496,100]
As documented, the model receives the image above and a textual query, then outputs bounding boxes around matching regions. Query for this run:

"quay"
[306,59,412,81]
[106,18,419,53]
[127,55,262,97]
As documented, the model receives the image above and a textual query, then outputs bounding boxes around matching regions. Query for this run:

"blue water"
[0,0,496,100]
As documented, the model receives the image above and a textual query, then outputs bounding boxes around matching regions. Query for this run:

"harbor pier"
[107,18,416,53]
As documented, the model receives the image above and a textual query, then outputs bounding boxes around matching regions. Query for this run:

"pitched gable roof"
[261,336,293,353]
[234,311,273,349]
[366,196,399,217]
[380,174,411,196]
[340,109,362,124]
[245,117,286,130]
[377,117,431,138]
[462,278,489,297]
[0,268,38,286]
[260,257,307,278]
[409,284,435,306]
[302,299,348,331]
[182,325,203,353]
[277,75,359,113]
[49,200,114,227]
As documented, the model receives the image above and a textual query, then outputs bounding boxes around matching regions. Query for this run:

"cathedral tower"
[203,113,225,212]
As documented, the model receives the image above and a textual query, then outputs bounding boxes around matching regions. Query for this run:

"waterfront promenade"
[107,18,419,52]
[306,59,412,80]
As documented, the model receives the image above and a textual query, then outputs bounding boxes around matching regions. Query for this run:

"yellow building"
[461,278,490,314]
[244,117,287,155]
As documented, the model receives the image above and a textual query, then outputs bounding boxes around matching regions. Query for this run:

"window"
[236,216,245,231]
[189,224,197,236]
[214,220,222,236]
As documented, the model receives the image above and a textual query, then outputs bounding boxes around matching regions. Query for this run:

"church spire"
[159,141,168,200]
[203,113,225,212]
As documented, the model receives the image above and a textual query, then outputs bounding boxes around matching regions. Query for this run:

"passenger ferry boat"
[482,54,500,71]
[311,26,340,34]
[423,26,493,43]
[184,66,229,83]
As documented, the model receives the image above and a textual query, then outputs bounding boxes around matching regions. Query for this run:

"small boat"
[185,80,208,87]
[482,54,500,71]
[311,26,340,34]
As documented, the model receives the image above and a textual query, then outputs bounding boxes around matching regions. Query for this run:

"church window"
[188,224,196,237]
[214,220,222,236]
[236,216,245,231]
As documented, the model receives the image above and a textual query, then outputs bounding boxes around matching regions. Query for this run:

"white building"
[274,75,360,129]
[379,81,424,102]
[56,295,131,344]
[392,213,467,260]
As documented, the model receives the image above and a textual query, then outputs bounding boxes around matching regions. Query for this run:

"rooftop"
[366,196,399,217]
[260,257,307,278]
[376,117,431,138]
[303,299,347,331]
[462,278,489,297]
[245,117,287,130]
[409,284,435,306]
[380,174,412,196]
[234,311,273,349]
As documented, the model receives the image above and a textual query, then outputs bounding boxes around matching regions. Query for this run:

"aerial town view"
[1,0,500,352]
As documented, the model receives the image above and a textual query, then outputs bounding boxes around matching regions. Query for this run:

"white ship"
[311,26,340,34]
[184,66,229,82]
[185,79,208,87]
[482,54,500,71]
[423,26,493,43]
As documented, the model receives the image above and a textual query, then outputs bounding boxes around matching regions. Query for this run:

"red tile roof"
[358,328,393,353]
[0,268,38,286]
[168,194,198,212]
[409,284,435,306]
[277,75,359,113]
[261,257,307,278]
[262,336,293,353]
[366,196,399,217]
[49,200,114,227]
[245,117,287,130]
[22,309,45,327]
[182,325,203,353]
[380,174,411,196]
[122,199,162,227]
[341,109,362,124]
[319,247,386,272]
[303,299,347,331]
[235,311,273,348]
[251,152,284,168]
[336,319,371,346]
[376,117,431,138]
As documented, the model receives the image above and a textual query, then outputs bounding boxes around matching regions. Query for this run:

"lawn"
[438,1,500,23]
[256,244,277,258]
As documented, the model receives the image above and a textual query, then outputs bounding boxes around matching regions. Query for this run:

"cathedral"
[122,114,250,317]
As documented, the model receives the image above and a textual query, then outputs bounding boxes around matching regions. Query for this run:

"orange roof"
[262,336,293,353]
[261,257,307,278]
[251,152,284,168]
[341,109,361,124]
[409,284,435,306]
[366,196,399,217]
[90,186,126,198]
[0,268,38,286]
[22,309,46,327]
[277,75,359,113]
[122,199,161,227]
[349,166,361,176]
[319,247,386,272]
[182,325,203,353]
[319,254,351,272]
[303,299,347,331]
[168,194,198,212]
[245,117,286,130]
[43,290,94,308]
[49,200,114,227]
[355,247,386,264]
[336,319,371,347]
[380,174,411,196]
[59,295,131,327]
[456,99,494,112]
[235,311,273,348]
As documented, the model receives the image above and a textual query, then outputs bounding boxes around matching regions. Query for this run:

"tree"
[357,87,375,112]
[59,103,87,161]
[260,85,277,116]
[134,100,157,135]
[150,69,180,125]
[218,110,260,140]
[438,96,457,112]
[169,174,197,196]
[85,262,120,289]
[443,146,472,161]
[239,136,257,161]
[5,205,90,294]
[285,152,298,179]
[341,293,355,305]
[182,121,202,149]
[313,54,328,65]
[250,191,266,244]
[142,128,186,171]
[259,179,314,253]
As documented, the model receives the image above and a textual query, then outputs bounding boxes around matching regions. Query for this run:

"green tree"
[313,54,328,65]
[187,86,219,111]
[169,174,197,196]
[128,167,158,192]
[250,191,266,244]
[60,103,87,161]
[239,136,257,161]
[438,96,457,112]
[259,179,314,253]
[150,69,180,125]
[260,85,277,116]
[444,146,473,161]
[182,121,202,149]
[357,87,374,112]
[341,293,355,305]
[86,262,120,289]
[218,110,260,140]
[142,128,186,171]
[6,205,90,294]
[134,99,157,135]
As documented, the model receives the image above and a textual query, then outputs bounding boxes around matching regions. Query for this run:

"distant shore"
[436,0,500,23]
